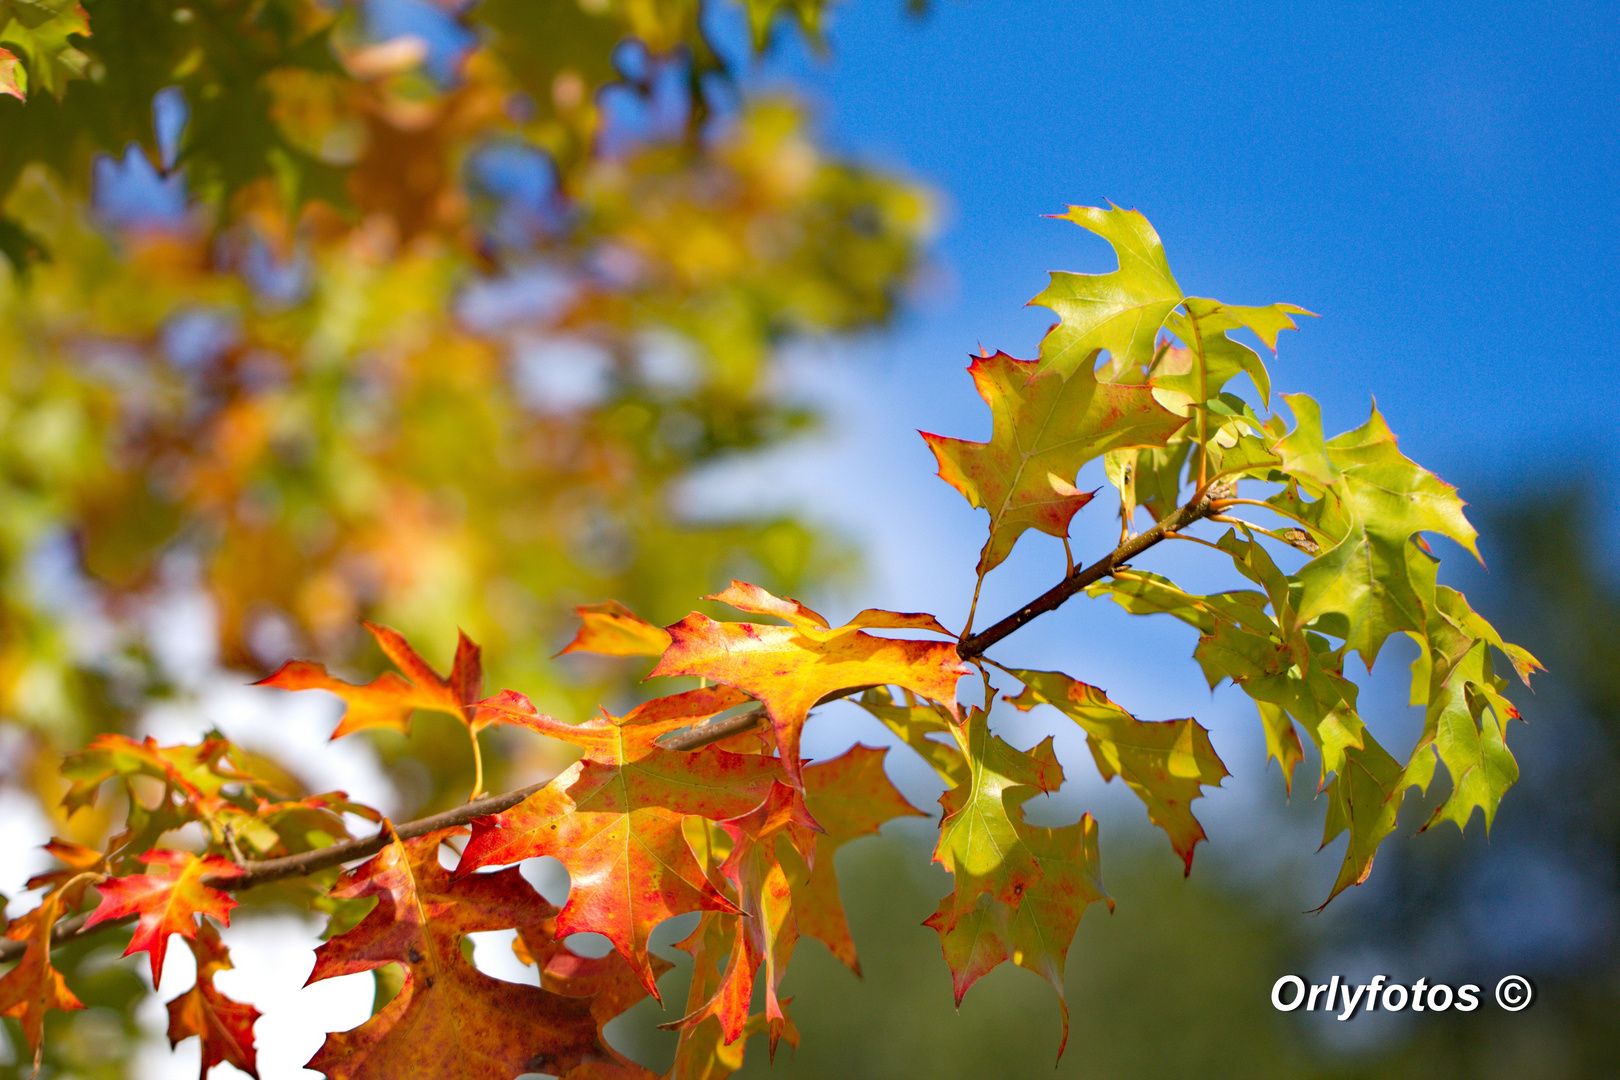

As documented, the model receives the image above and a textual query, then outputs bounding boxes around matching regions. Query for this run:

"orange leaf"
[668,782,819,1050]
[165,921,261,1080]
[306,826,609,1080]
[650,582,967,788]
[920,351,1183,574]
[791,745,924,974]
[0,891,85,1069]
[82,850,242,988]
[556,600,673,658]
[458,688,782,996]
[24,838,104,892]
[255,623,483,738]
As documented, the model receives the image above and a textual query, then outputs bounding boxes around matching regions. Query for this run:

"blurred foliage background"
[1,0,1615,1077]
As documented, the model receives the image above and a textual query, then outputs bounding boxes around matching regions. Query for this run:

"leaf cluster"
[0,205,1537,1079]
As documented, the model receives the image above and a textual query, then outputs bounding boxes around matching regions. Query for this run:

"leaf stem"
[468,725,485,801]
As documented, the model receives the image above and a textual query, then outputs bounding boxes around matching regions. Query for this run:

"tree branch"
[0,781,547,964]
[4,493,1218,966]
[957,487,1220,659]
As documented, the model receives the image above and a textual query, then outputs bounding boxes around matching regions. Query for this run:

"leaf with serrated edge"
[255,622,484,738]
[670,782,817,1052]
[1030,205,1184,378]
[650,581,966,789]
[1005,669,1227,873]
[457,689,783,996]
[932,708,1063,930]
[922,351,1183,573]
[925,814,1109,1059]
[789,745,924,973]
[557,600,674,658]
[307,827,609,1080]
[166,920,261,1080]
[82,850,242,988]
[0,889,85,1068]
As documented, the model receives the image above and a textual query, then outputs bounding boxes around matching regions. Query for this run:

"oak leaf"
[82,850,242,987]
[788,744,924,973]
[1005,668,1228,873]
[649,581,967,788]
[931,708,1063,931]
[458,687,783,995]
[922,351,1183,573]
[926,814,1109,1057]
[670,781,818,1050]
[307,826,609,1080]
[0,889,84,1069]
[1030,205,1184,378]
[1270,399,1480,666]
[255,622,484,738]
[557,600,674,658]
[165,920,260,1080]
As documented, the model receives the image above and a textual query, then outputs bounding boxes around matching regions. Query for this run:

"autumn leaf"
[1005,668,1227,873]
[255,622,483,738]
[0,889,85,1069]
[922,351,1183,573]
[670,781,818,1050]
[0,0,89,101]
[1270,399,1480,667]
[650,581,967,788]
[307,826,609,1080]
[857,687,969,787]
[926,814,1109,1058]
[788,744,924,973]
[512,918,672,1033]
[470,684,751,759]
[557,600,674,658]
[931,708,1063,931]
[0,45,21,99]
[1030,205,1184,378]
[166,921,260,1080]
[458,687,783,995]
[82,850,242,988]
[24,837,104,892]
[664,912,799,1080]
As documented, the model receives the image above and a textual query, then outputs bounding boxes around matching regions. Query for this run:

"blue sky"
[740,0,1619,518]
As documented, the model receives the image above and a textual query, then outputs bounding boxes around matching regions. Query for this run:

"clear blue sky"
[742,0,1619,533]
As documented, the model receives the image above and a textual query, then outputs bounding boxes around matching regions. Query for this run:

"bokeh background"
[1,0,1617,1077]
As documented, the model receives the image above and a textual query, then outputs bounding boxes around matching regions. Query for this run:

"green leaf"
[1275,399,1481,666]
[856,688,967,787]
[930,708,1063,931]
[1030,205,1184,379]
[922,350,1184,574]
[925,813,1109,1059]
[1318,732,1410,907]
[0,0,88,100]
[1004,668,1227,873]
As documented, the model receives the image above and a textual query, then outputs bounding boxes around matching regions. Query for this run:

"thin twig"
[958,487,1220,659]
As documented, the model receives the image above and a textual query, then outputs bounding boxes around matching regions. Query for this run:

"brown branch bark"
[958,487,1219,659]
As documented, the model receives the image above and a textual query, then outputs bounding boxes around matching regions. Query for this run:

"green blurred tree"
[0,1,927,1073]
